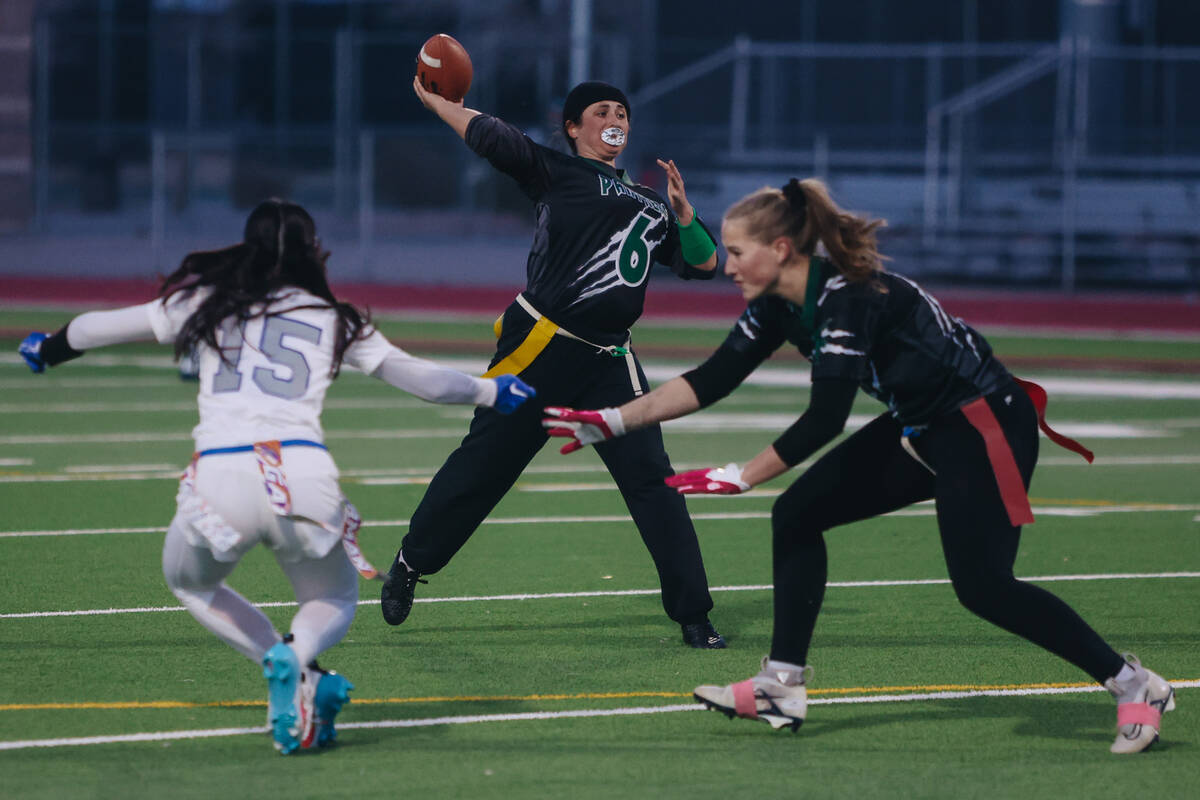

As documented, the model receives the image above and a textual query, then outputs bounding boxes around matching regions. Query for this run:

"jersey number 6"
[617,212,658,287]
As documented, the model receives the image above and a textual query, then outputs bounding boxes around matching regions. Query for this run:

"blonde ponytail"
[724,178,887,282]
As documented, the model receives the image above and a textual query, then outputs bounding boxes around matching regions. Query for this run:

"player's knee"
[165,577,216,614]
[162,548,222,601]
[949,570,1012,621]
[771,497,824,546]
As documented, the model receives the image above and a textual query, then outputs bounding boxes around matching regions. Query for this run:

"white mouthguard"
[601,127,626,146]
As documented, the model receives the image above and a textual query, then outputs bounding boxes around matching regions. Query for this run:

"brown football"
[416,33,473,102]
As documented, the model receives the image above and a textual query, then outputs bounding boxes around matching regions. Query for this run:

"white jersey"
[146,287,393,450]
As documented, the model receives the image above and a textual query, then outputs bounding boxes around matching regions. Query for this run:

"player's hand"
[18,332,48,374]
[491,374,536,415]
[656,158,694,224]
[412,74,464,112]
[665,463,751,495]
[542,406,626,454]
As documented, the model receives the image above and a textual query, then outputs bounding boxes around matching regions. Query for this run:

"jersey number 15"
[212,315,321,400]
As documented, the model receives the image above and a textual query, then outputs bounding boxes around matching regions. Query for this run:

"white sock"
[766,659,805,673]
[1114,663,1137,685]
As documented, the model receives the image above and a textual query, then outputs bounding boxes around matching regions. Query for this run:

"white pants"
[161,447,358,668]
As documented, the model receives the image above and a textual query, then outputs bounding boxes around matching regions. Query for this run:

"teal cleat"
[310,667,354,748]
[263,641,310,755]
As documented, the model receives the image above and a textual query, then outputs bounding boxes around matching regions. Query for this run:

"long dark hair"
[159,199,369,377]
[724,178,887,282]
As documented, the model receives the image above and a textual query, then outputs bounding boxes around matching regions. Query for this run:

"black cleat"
[380,553,426,626]
[681,619,727,649]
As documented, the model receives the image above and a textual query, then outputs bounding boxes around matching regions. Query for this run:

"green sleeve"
[678,209,717,266]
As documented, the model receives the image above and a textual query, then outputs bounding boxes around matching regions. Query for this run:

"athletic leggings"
[400,332,715,625]
[769,381,1124,684]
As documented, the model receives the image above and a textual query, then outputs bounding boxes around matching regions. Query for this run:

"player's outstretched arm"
[666,446,788,495]
[543,375,702,454]
[368,346,534,414]
[413,75,481,141]
[670,377,860,494]
[18,303,162,373]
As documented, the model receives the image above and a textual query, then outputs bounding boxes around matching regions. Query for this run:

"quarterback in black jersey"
[381,78,728,648]
[545,179,1175,752]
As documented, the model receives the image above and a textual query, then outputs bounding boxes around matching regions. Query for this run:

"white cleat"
[1105,654,1176,754]
[694,656,811,733]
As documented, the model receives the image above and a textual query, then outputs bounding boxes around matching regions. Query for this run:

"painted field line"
[4,572,1197,619]
[7,498,1200,539]
[0,428,470,446]
[0,691,687,712]
[0,463,609,485]
[0,511,770,538]
[0,416,1185,448]
[2,682,1197,751]
[0,404,1193,447]
[5,499,1200,540]
[4,351,1200,396]
[0,398,446,414]
[1040,454,1200,466]
[6,468,1200,487]
[3,679,1196,714]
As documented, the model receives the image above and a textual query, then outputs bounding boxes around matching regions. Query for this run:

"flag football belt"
[483,293,644,396]
[184,439,380,580]
[899,378,1094,528]
[195,439,328,458]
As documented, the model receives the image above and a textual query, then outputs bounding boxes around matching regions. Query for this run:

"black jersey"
[694,258,1012,427]
[465,114,714,347]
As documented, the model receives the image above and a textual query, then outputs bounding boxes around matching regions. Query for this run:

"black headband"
[562,81,631,127]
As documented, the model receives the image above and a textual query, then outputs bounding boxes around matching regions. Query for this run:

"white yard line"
[0,398,444,413]
[0,428,469,446]
[4,453,1200,484]
[4,351,1200,396]
[3,572,1197,620]
[1,682,1197,751]
[0,512,765,538]
[0,413,1190,448]
[7,500,1200,541]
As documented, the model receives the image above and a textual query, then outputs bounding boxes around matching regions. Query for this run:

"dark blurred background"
[1,0,1197,292]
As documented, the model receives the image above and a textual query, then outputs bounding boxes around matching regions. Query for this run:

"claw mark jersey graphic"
[464,114,715,346]
[697,258,1012,426]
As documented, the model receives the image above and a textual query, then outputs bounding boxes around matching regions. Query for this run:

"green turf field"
[1,310,1197,799]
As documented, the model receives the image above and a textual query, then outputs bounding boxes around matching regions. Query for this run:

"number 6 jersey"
[464,114,715,348]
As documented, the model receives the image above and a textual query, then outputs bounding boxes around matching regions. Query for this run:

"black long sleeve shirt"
[683,258,1013,466]
[465,114,715,347]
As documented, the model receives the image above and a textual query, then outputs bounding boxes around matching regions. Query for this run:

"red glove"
[664,463,751,495]
[542,406,626,454]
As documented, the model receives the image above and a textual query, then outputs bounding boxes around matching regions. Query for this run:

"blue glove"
[491,374,536,415]
[18,332,48,374]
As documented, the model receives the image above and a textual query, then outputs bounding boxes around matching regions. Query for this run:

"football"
[416,33,473,102]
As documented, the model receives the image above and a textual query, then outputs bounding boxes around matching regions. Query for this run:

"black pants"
[400,331,715,625]
[769,381,1123,684]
